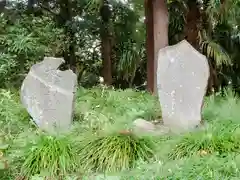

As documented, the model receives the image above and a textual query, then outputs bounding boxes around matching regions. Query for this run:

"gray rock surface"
[132,118,170,136]
[20,57,77,132]
[133,118,156,132]
[157,40,209,130]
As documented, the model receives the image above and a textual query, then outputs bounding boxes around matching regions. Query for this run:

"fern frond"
[201,40,232,68]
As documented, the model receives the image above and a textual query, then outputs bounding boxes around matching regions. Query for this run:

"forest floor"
[1,87,240,179]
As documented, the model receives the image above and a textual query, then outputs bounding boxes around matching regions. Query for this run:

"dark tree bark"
[184,0,201,49]
[145,0,169,94]
[0,0,6,13]
[153,0,169,94]
[27,0,35,13]
[58,0,77,72]
[100,0,112,85]
[145,0,154,93]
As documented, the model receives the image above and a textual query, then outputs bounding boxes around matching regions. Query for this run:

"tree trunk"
[100,27,112,85]
[58,0,77,73]
[184,0,201,49]
[27,0,35,13]
[145,0,169,94]
[145,0,154,93]
[69,33,77,73]
[153,0,169,94]
[100,1,112,85]
[0,0,6,13]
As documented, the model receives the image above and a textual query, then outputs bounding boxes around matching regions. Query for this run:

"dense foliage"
[2,0,240,178]
[1,0,240,92]
[0,87,240,179]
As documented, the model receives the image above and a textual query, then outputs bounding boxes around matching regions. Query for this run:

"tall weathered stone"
[157,40,209,130]
[20,57,77,132]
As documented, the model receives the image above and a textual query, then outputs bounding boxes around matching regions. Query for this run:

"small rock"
[133,118,155,132]
[154,124,170,135]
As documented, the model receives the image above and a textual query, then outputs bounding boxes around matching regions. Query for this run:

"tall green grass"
[78,133,155,173]
[118,89,240,179]
[74,87,160,132]
[0,87,159,178]
[169,121,240,159]
[21,134,79,178]
[2,87,240,179]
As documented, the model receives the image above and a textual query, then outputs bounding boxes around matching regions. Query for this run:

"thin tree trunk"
[69,34,77,73]
[153,0,169,94]
[145,0,154,93]
[100,27,112,85]
[184,0,201,49]
[145,0,169,94]
[0,0,6,13]
[100,1,112,85]
[59,0,77,73]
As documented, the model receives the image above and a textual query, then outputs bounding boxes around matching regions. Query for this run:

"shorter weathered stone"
[20,57,77,133]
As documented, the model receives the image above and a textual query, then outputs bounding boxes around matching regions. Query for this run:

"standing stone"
[20,57,77,132]
[157,40,209,130]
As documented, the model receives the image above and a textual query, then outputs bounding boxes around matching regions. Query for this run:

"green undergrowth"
[74,86,161,132]
[169,120,240,159]
[119,153,240,179]
[1,87,240,179]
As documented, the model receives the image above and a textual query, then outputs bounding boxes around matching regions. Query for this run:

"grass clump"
[169,90,240,160]
[169,120,240,159]
[79,132,155,173]
[21,134,78,178]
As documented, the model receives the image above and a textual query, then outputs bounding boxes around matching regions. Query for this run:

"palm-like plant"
[199,0,240,93]
[80,0,240,91]
[168,0,240,93]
